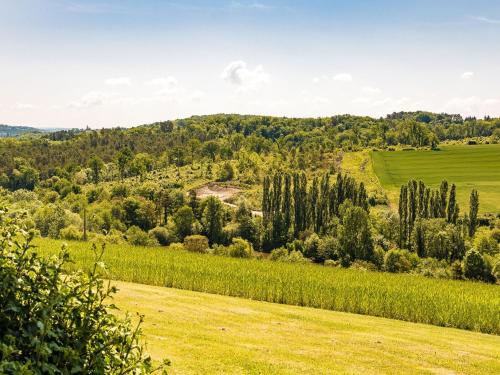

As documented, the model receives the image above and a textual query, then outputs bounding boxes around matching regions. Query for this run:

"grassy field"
[34,238,500,334]
[371,144,500,213]
[114,280,500,374]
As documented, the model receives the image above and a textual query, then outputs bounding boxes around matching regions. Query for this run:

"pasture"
[371,144,500,213]
[34,238,500,334]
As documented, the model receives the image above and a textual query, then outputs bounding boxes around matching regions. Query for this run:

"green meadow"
[34,238,500,334]
[371,144,500,213]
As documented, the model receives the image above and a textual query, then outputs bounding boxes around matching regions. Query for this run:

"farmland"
[113,280,500,374]
[34,238,500,334]
[371,144,500,213]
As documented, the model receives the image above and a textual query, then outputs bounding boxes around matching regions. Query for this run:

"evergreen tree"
[439,180,448,218]
[282,173,292,237]
[399,185,408,248]
[447,184,458,223]
[307,176,319,231]
[469,189,479,237]
[262,176,271,226]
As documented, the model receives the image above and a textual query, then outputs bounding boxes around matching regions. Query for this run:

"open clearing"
[114,280,500,375]
[371,144,500,213]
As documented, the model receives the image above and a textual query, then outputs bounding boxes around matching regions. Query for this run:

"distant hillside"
[0,124,43,137]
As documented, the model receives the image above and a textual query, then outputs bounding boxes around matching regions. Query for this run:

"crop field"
[34,238,500,334]
[371,144,500,213]
[113,280,500,374]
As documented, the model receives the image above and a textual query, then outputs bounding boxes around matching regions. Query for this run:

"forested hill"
[0,124,42,137]
[0,112,499,179]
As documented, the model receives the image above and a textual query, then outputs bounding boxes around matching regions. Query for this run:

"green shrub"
[212,244,230,256]
[60,224,82,241]
[126,226,158,247]
[184,235,209,253]
[372,246,386,269]
[463,249,492,282]
[350,260,378,272]
[228,237,253,258]
[384,249,419,273]
[149,226,170,246]
[474,233,499,256]
[33,204,69,238]
[0,211,168,374]
[416,258,451,279]
[303,233,321,260]
[270,247,289,261]
[217,161,235,182]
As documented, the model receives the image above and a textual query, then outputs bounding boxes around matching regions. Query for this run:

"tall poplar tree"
[469,189,479,236]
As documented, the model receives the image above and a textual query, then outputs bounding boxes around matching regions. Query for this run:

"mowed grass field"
[114,281,500,375]
[371,144,500,213]
[34,238,500,334]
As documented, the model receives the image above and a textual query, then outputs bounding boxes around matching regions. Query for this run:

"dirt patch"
[194,184,241,202]
[194,184,262,216]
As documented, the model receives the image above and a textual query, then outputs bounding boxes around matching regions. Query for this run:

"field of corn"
[34,238,500,335]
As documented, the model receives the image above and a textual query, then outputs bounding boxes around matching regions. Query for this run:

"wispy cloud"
[470,16,500,25]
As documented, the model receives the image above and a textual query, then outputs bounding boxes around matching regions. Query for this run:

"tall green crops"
[35,238,500,334]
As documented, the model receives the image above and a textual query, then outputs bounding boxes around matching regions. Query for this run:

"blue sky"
[1,0,500,128]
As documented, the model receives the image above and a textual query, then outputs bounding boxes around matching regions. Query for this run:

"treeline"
[262,172,368,250]
[398,180,481,261]
[1,112,499,180]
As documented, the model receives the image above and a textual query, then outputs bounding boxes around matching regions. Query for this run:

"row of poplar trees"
[262,172,369,250]
[398,179,480,250]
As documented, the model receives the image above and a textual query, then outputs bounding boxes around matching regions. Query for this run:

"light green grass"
[115,280,500,375]
[34,238,500,334]
[371,144,500,213]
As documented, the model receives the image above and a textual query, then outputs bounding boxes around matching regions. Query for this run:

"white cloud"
[471,16,500,25]
[105,77,132,86]
[221,60,270,92]
[461,71,474,80]
[333,73,352,82]
[362,86,382,95]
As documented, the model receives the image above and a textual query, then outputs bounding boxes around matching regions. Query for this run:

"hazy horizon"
[2,0,500,129]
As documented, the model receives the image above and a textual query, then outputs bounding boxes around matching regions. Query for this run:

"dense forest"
[0,111,499,284]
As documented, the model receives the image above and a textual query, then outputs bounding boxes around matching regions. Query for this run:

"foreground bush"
[0,212,168,374]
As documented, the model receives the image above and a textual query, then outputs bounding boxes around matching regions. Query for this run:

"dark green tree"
[469,189,479,237]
